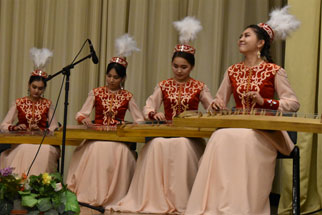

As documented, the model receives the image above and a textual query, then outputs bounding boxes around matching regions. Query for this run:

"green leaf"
[64,191,80,213]
[56,203,65,214]
[28,210,40,215]
[39,187,45,194]
[37,197,52,212]
[21,193,38,208]
[50,181,57,190]
[44,209,59,215]
[59,192,66,205]
[18,190,31,195]
[50,172,62,181]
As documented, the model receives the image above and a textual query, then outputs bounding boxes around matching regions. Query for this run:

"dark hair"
[246,24,274,63]
[106,62,127,78]
[171,51,195,67]
[28,76,47,88]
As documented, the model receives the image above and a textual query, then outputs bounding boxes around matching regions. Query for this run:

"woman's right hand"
[211,100,226,110]
[153,112,166,121]
[14,124,27,131]
[81,117,93,126]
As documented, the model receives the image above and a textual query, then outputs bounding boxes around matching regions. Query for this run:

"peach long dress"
[185,62,300,215]
[111,78,213,214]
[0,97,60,175]
[66,87,144,207]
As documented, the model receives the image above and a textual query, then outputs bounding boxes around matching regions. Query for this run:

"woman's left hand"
[246,91,264,106]
[30,124,40,131]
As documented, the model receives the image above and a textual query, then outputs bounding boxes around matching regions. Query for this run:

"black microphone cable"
[27,39,90,176]
[70,39,88,64]
[27,75,65,176]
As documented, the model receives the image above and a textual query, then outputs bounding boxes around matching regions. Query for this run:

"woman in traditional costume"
[185,6,301,215]
[112,17,213,214]
[66,34,144,208]
[0,48,60,176]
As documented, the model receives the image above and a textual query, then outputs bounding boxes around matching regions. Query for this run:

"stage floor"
[80,207,156,215]
[80,206,322,215]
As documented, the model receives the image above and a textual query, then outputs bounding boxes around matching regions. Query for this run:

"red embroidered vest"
[93,87,133,125]
[15,97,51,130]
[228,62,280,110]
[159,78,204,120]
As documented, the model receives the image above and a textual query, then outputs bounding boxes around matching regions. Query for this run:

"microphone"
[88,39,99,64]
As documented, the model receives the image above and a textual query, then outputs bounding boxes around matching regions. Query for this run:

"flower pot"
[10,209,28,215]
[10,199,28,214]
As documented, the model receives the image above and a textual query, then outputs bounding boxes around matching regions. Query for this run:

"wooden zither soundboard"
[0,131,68,146]
[172,111,322,133]
[0,124,214,146]
[0,126,145,146]
[117,123,214,138]
[1,110,321,146]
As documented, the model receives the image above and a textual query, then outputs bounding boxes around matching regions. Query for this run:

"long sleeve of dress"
[75,90,95,122]
[275,69,300,112]
[0,102,18,132]
[211,72,232,108]
[200,85,214,110]
[143,85,163,120]
[128,97,144,123]
[48,104,59,132]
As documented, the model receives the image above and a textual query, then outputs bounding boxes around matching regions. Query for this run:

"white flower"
[55,182,63,192]
[24,181,30,190]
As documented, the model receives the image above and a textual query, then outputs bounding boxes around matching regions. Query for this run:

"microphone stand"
[46,54,92,178]
[47,48,104,213]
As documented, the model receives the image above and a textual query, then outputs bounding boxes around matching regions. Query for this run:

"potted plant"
[0,168,80,215]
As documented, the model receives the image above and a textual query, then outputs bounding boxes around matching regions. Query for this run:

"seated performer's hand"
[211,100,225,110]
[245,91,264,106]
[107,125,117,131]
[92,125,117,131]
[13,124,27,131]
[81,117,93,126]
[30,124,40,131]
[153,112,166,121]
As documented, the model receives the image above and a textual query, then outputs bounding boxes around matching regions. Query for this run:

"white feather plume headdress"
[111,34,140,68]
[173,16,202,54]
[30,48,53,70]
[29,47,53,78]
[261,5,300,40]
[173,16,202,44]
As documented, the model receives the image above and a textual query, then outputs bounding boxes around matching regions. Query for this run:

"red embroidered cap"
[258,23,275,41]
[31,70,48,78]
[110,56,128,68]
[174,44,195,55]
